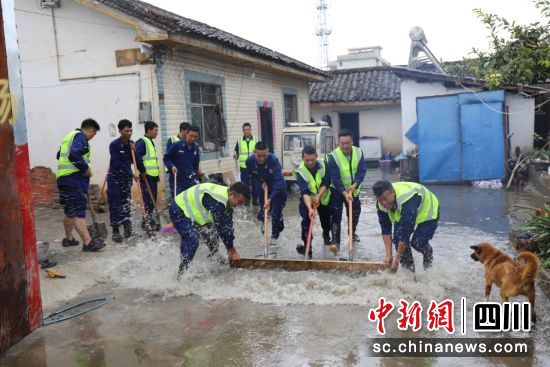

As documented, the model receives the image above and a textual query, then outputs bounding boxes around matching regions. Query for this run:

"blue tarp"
[416,90,505,183]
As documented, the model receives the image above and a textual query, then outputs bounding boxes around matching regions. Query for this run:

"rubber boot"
[112,226,123,243]
[123,222,133,239]
[329,223,341,255]
[352,221,360,243]
[322,230,331,246]
[423,246,434,270]
[296,241,312,258]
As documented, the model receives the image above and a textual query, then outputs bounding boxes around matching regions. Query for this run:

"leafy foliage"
[446,0,550,88]
[521,205,550,268]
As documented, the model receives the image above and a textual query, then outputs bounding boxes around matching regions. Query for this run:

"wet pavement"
[1,169,549,366]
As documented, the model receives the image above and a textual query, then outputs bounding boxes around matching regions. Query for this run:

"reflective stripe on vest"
[238,136,256,169]
[165,135,181,172]
[377,182,439,224]
[294,160,331,206]
[330,146,362,197]
[174,183,229,226]
[56,130,91,178]
[140,136,159,177]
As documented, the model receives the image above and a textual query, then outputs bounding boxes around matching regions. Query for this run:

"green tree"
[447,0,550,88]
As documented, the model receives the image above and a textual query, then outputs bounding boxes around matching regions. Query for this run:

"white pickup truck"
[281,122,335,182]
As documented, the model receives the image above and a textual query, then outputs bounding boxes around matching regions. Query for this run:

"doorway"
[339,112,359,146]
[259,106,274,152]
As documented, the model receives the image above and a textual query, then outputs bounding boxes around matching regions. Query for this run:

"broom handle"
[143,174,158,211]
[130,147,148,222]
[348,197,353,261]
[264,185,269,259]
[174,173,177,199]
[304,201,317,261]
[96,170,108,210]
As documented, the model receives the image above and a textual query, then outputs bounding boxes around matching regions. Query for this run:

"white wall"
[15,0,157,184]
[505,94,535,153]
[311,104,402,154]
[161,49,311,175]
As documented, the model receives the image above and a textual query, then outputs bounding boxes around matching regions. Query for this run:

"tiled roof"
[309,67,401,103]
[96,0,326,77]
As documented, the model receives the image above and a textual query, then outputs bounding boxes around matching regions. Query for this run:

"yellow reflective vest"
[237,136,256,169]
[174,183,229,226]
[56,130,90,178]
[330,146,362,197]
[139,136,159,177]
[293,160,331,206]
[377,182,439,224]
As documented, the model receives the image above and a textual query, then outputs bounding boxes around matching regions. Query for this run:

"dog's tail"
[518,252,541,282]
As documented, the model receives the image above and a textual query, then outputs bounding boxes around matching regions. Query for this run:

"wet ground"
[1,169,549,366]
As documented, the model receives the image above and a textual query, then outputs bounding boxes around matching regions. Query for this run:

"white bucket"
[36,241,49,263]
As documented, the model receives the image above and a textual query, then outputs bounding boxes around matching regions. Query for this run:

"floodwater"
[1,169,549,366]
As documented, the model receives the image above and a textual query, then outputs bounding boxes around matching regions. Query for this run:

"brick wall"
[30,166,56,207]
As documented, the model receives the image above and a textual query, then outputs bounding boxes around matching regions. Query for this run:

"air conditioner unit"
[40,0,60,9]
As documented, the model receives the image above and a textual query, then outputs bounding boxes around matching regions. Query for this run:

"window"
[284,94,298,125]
[283,134,316,151]
[189,81,226,152]
[320,128,334,154]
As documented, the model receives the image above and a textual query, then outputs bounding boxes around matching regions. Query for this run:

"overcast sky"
[143,0,544,68]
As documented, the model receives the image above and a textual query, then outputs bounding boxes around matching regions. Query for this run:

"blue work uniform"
[169,194,234,270]
[163,140,201,195]
[377,195,439,272]
[296,161,332,243]
[107,137,134,227]
[235,137,258,204]
[242,153,287,239]
[135,138,157,223]
[56,129,90,219]
[327,150,367,233]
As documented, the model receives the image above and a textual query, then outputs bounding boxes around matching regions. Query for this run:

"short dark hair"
[81,118,100,131]
[188,125,200,133]
[144,121,158,133]
[372,180,394,198]
[229,181,250,200]
[338,129,353,138]
[118,119,132,130]
[179,122,190,132]
[254,141,267,151]
[302,145,317,156]
[242,122,251,129]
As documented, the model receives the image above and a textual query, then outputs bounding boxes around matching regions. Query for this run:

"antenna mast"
[316,0,331,70]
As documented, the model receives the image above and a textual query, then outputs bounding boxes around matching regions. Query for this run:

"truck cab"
[281,122,335,182]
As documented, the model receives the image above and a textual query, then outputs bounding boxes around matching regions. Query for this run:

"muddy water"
[1,170,549,366]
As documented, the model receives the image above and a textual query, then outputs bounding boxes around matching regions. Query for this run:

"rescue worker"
[242,142,287,246]
[163,125,201,195]
[56,118,105,252]
[165,122,190,197]
[326,129,367,255]
[107,119,139,242]
[135,121,160,231]
[294,146,331,258]
[233,122,257,205]
[373,180,439,273]
[169,182,249,275]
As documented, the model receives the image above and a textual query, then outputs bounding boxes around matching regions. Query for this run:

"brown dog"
[470,242,541,322]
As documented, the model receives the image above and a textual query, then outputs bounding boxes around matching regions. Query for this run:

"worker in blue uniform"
[135,121,160,231]
[373,180,439,273]
[56,118,105,252]
[294,146,332,258]
[107,119,139,242]
[165,121,190,197]
[169,182,249,275]
[163,125,201,195]
[241,141,287,246]
[326,129,367,255]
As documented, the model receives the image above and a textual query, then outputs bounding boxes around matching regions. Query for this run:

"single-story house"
[310,66,542,159]
[15,0,326,191]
